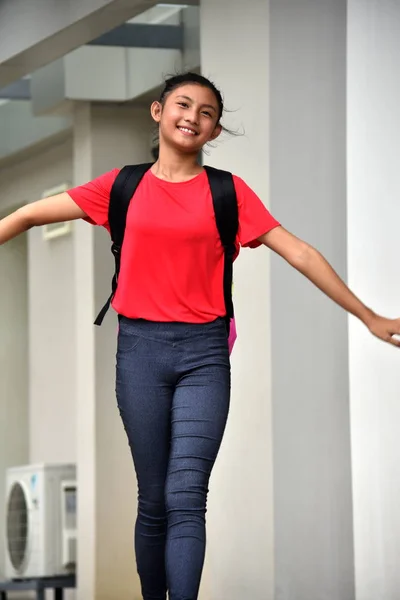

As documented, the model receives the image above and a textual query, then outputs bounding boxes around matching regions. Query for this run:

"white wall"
[269,1,355,598]
[201,2,275,599]
[347,2,400,599]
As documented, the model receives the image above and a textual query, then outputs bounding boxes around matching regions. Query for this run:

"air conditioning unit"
[5,463,77,579]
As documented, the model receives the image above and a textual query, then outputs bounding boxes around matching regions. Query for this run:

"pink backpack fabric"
[228,317,237,355]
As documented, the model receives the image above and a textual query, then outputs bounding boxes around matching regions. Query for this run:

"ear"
[209,123,222,142]
[151,101,162,124]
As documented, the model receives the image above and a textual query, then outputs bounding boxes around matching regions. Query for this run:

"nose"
[185,110,199,126]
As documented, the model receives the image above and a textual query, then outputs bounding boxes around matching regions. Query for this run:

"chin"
[171,137,203,154]
[179,144,203,155]
[160,130,204,154]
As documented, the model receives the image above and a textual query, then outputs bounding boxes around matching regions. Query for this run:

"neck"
[152,144,202,182]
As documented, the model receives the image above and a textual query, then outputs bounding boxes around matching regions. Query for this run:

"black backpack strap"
[94,163,153,325]
[204,166,239,333]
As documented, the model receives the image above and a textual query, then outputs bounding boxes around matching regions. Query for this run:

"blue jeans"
[115,316,231,600]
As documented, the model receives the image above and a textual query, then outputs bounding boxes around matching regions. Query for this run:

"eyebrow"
[176,95,217,113]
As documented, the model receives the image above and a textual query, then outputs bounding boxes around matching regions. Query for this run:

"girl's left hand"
[367,315,400,347]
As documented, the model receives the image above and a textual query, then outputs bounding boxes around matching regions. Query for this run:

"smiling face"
[151,84,222,155]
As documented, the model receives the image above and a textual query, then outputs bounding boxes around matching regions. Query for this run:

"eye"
[178,102,189,108]
[202,111,213,118]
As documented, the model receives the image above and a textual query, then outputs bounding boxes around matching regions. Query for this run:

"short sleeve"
[234,176,280,248]
[67,168,120,229]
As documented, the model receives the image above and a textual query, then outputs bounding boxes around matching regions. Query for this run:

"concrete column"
[270,1,354,599]
[27,141,75,464]
[73,102,152,600]
[200,2,274,599]
[347,1,400,598]
[0,232,29,579]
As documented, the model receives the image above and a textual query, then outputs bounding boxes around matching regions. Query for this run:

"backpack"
[94,163,239,338]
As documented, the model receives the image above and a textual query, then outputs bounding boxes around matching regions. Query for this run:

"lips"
[177,126,198,136]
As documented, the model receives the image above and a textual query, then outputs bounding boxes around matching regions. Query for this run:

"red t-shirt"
[68,168,280,323]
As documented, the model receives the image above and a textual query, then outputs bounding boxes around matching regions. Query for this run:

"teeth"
[178,127,196,135]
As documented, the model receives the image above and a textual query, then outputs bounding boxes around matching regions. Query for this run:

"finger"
[389,336,400,348]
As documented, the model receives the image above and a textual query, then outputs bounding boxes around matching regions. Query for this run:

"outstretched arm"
[0,193,87,245]
[259,226,400,347]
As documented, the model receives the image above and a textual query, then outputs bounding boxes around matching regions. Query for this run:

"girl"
[1,72,399,600]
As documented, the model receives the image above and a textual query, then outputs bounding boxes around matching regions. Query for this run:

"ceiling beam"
[88,22,183,50]
[0,79,31,100]
[0,0,197,88]
[0,22,184,100]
